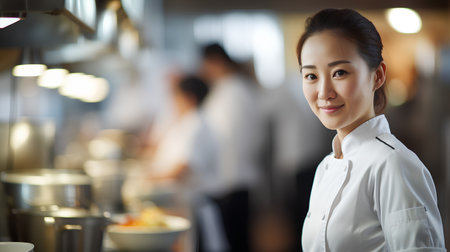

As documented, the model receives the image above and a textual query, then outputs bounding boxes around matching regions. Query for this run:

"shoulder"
[363,133,401,157]
[225,75,255,93]
[213,77,248,101]
[371,133,424,169]
[359,133,421,166]
[363,134,433,190]
[348,133,431,189]
[366,137,444,251]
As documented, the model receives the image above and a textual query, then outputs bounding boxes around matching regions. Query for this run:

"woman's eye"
[333,70,348,78]
[304,74,317,81]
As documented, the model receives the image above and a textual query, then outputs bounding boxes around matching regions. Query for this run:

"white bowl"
[107,215,190,251]
[0,242,34,252]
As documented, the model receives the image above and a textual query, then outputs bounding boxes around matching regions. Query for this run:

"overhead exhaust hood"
[0,0,96,48]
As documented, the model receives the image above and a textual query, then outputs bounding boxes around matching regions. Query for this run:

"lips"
[319,104,344,113]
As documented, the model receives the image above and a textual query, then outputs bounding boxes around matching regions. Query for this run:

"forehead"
[301,30,360,65]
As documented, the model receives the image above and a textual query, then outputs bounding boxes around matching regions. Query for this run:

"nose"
[318,77,336,100]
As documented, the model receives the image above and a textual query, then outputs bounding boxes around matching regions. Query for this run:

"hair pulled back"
[296,8,387,115]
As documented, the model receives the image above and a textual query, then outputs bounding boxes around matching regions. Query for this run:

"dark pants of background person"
[282,161,319,252]
[199,189,249,252]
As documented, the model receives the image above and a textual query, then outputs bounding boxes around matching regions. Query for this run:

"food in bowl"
[118,206,169,229]
[107,207,190,251]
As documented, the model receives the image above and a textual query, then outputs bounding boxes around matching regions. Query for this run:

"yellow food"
[121,207,168,228]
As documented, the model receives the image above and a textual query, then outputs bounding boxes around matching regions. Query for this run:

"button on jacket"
[302,115,446,252]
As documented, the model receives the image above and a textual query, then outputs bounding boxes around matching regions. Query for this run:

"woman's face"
[300,30,382,138]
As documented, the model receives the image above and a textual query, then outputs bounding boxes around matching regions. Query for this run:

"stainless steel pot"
[0,169,93,211]
[84,160,125,213]
[11,207,109,252]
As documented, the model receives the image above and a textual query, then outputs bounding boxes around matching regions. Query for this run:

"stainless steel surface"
[0,121,55,172]
[0,0,96,32]
[0,0,98,60]
[1,169,93,211]
[11,208,108,252]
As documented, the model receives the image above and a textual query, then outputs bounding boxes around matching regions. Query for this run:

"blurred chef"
[296,8,446,251]
[200,43,263,252]
[142,74,217,187]
[129,74,228,251]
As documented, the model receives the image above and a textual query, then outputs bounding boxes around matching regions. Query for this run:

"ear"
[373,61,387,91]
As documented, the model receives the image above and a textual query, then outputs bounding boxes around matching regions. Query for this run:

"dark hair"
[296,8,387,115]
[201,43,237,67]
[177,75,209,105]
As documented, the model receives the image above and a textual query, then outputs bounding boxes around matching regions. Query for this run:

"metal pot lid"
[1,169,92,185]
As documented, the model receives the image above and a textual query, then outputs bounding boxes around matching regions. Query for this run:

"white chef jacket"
[302,115,446,252]
[150,110,220,194]
[203,74,262,192]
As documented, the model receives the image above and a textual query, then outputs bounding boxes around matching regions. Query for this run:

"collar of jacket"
[332,114,391,158]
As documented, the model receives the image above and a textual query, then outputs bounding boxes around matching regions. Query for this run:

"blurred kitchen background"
[0,0,449,251]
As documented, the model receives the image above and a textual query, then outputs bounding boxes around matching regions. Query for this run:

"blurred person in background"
[199,43,263,252]
[128,74,228,251]
[297,8,445,251]
[140,74,217,187]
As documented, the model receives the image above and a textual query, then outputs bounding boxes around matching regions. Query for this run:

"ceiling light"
[80,77,110,103]
[72,74,96,100]
[12,64,47,77]
[386,8,422,34]
[59,73,89,98]
[38,68,69,89]
[58,73,109,103]
[12,47,47,77]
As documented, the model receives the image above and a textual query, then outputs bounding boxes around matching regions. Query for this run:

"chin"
[322,124,338,130]
[318,118,341,130]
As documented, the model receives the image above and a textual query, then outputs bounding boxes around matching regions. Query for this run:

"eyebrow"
[301,60,352,71]
[328,60,351,67]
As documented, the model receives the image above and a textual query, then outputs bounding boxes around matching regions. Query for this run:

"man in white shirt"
[200,43,263,252]
[131,74,227,252]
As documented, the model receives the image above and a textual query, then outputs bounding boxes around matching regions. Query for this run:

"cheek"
[302,84,317,105]
[337,78,368,103]
[337,82,356,100]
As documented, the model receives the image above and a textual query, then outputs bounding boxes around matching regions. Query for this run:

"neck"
[211,66,235,82]
[336,112,376,145]
[176,106,195,118]
[336,130,347,147]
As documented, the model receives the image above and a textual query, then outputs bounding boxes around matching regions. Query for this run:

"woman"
[297,9,446,251]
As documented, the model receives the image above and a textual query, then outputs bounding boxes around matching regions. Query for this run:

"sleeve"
[373,150,446,251]
[188,124,217,174]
